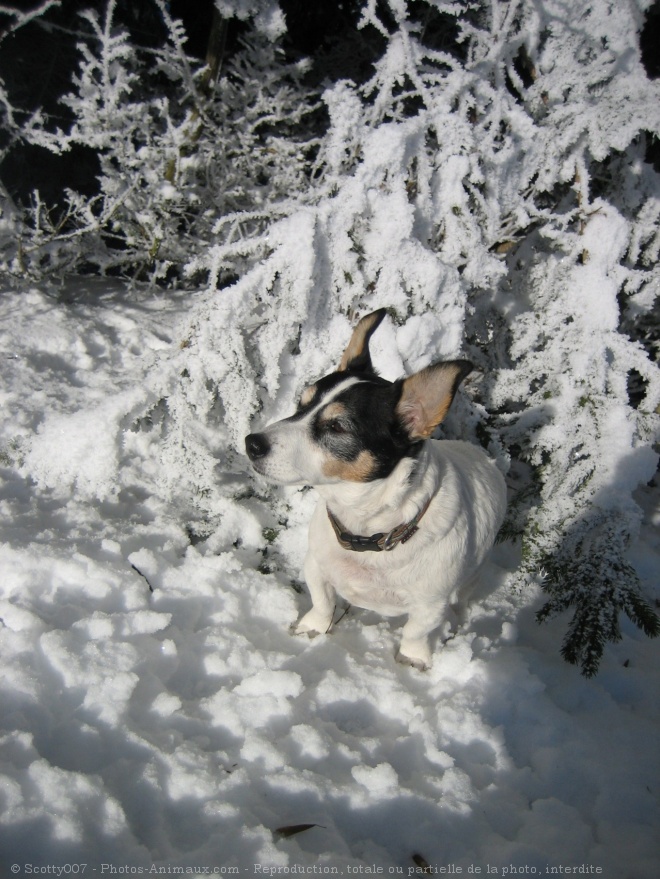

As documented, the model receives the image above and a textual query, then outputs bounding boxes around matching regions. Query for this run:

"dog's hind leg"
[293,553,336,636]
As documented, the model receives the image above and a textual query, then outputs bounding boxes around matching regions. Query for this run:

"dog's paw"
[396,640,432,671]
[292,609,333,637]
[396,652,430,672]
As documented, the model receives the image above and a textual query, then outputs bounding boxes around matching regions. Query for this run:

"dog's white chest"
[331,553,409,615]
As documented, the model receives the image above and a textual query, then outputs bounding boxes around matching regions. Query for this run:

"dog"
[245,308,506,669]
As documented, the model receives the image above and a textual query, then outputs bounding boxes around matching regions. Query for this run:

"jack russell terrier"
[245,309,506,669]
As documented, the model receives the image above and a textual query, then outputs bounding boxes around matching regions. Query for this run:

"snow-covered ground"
[0,285,658,877]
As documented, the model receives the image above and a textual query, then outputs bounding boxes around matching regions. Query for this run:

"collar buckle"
[382,528,399,551]
[341,530,384,552]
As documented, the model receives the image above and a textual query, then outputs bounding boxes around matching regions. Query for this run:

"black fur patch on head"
[311,375,422,481]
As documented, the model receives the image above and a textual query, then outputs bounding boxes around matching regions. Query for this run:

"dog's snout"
[245,432,271,461]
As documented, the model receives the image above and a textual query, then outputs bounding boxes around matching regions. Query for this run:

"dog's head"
[245,309,472,486]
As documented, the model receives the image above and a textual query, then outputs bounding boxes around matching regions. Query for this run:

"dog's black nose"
[245,433,271,461]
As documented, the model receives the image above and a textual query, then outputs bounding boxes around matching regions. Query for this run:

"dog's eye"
[327,419,347,434]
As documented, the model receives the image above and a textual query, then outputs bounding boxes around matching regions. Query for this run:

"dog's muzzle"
[245,432,271,461]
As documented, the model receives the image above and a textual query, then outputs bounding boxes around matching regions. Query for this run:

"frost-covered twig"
[0,1,60,44]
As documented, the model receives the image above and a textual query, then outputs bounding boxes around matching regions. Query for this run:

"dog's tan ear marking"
[396,360,473,440]
[338,308,387,372]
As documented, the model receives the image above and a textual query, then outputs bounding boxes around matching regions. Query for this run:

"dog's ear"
[338,308,387,372]
[396,360,473,439]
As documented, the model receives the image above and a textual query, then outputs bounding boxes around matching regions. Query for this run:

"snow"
[0,284,658,876]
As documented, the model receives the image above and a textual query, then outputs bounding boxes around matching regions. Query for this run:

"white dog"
[245,309,506,669]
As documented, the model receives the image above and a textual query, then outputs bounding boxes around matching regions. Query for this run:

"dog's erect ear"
[396,360,473,440]
[338,308,387,372]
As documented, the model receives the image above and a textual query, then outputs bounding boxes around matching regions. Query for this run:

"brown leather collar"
[326,496,433,553]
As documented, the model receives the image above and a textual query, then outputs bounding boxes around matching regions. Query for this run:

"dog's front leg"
[293,553,336,636]
[397,607,448,671]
